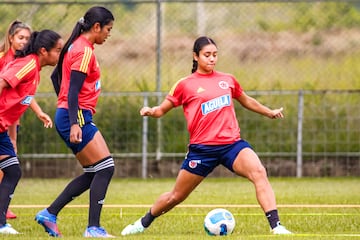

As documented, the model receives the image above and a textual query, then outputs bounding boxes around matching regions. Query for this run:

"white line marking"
[9,204,360,208]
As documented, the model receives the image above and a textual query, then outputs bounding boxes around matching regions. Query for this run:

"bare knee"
[247,165,268,183]
[167,192,187,206]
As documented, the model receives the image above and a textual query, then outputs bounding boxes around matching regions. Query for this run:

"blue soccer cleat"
[35,208,62,237]
[84,226,115,238]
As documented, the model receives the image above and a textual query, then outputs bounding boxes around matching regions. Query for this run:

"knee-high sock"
[47,172,95,215]
[88,165,114,227]
[0,163,21,225]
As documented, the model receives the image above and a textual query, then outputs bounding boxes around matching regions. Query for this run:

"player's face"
[194,44,217,74]
[95,21,113,45]
[42,39,64,67]
[10,28,31,52]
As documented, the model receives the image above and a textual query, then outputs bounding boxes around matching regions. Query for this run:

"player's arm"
[236,91,284,119]
[68,70,86,143]
[29,99,53,128]
[140,99,173,118]
[0,78,10,95]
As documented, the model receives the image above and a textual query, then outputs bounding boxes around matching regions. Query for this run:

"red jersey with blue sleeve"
[0,54,40,132]
[166,71,243,145]
[57,35,101,114]
[0,49,15,71]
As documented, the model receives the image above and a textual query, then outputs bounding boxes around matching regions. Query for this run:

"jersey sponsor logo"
[201,94,231,115]
[189,160,201,168]
[95,80,101,91]
[21,95,33,105]
[219,81,229,89]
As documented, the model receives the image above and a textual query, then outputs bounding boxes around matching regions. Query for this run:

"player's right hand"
[140,106,154,116]
[70,124,82,144]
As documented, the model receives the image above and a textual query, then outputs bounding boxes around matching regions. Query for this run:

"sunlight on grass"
[5,178,360,239]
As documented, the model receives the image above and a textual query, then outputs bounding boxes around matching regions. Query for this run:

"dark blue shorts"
[181,139,252,177]
[0,131,16,156]
[55,108,98,155]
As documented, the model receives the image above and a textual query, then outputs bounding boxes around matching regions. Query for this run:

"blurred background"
[1,0,359,178]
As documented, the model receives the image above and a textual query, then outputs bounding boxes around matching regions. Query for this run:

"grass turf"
[4,177,360,239]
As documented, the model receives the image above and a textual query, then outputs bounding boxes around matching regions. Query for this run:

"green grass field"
[5,177,360,239]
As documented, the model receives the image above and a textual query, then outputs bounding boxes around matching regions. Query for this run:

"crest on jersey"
[219,81,229,89]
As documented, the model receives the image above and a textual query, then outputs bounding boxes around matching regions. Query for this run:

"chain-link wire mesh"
[0,1,359,177]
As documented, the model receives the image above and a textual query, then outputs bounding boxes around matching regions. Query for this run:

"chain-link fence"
[0,1,359,177]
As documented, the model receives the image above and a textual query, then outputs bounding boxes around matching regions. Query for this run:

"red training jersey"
[166,71,243,145]
[0,49,15,71]
[57,35,101,114]
[0,54,41,132]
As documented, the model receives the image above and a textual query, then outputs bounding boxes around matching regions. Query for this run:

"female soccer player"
[35,6,115,238]
[121,36,292,236]
[0,20,53,220]
[0,29,63,235]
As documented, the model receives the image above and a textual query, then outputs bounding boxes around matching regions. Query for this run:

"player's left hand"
[270,107,284,119]
[37,112,53,128]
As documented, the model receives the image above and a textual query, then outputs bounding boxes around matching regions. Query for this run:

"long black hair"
[14,29,61,58]
[51,6,114,95]
[191,36,217,73]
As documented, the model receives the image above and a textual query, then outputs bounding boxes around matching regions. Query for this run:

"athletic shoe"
[6,209,17,219]
[0,223,19,234]
[121,218,145,236]
[271,224,292,234]
[84,226,115,238]
[35,208,62,237]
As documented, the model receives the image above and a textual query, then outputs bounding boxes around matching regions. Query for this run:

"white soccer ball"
[204,208,236,236]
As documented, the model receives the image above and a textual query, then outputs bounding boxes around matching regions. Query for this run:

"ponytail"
[54,6,114,88]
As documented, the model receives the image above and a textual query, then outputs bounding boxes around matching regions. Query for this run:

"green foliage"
[292,2,360,32]
[2,1,359,156]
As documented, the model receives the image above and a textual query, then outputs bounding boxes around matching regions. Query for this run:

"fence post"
[142,95,149,179]
[156,0,163,162]
[296,90,304,178]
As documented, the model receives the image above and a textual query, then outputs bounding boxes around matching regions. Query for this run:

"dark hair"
[15,29,61,58]
[54,6,114,83]
[191,36,217,73]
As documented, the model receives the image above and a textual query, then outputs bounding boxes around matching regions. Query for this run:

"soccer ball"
[204,208,236,236]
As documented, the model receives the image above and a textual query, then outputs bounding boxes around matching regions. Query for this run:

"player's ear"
[93,22,101,33]
[193,52,198,61]
[38,47,48,56]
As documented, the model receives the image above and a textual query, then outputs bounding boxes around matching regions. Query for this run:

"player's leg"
[36,109,114,237]
[233,148,276,211]
[232,147,292,234]
[75,131,115,238]
[5,123,19,220]
[150,169,204,216]
[0,132,20,234]
[0,156,21,235]
[121,170,204,235]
